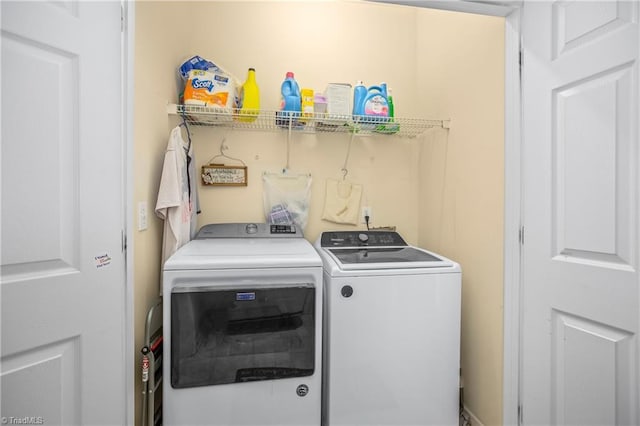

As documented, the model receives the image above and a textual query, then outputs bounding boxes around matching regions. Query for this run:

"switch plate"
[360,206,372,224]
[138,201,148,231]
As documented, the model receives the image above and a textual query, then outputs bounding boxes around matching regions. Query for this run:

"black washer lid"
[327,247,443,265]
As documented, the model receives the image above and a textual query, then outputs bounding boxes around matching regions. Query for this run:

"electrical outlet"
[138,201,148,231]
[361,206,372,224]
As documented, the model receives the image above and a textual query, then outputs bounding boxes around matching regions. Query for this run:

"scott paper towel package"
[183,69,235,108]
[178,56,239,112]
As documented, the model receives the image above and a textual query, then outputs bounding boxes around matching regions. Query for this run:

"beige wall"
[416,9,506,426]
[180,0,422,243]
[133,1,190,424]
[134,1,504,425]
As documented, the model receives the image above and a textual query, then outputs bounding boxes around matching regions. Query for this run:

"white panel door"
[522,1,639,425]
[1,2,126,425]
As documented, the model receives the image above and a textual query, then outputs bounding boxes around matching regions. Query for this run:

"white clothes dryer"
[163,223,322,426]
[315,231,461,426]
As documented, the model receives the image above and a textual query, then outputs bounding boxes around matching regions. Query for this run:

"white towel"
[322,178,363,225]
[155,126,199,294]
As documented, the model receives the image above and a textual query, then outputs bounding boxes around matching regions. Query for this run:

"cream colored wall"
[133,2,190,424]
[134,2,505,426]
[416,9,505,426]
[181,0,422,243]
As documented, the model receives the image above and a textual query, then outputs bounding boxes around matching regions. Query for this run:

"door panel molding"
[551,309,635,425]
[1,32,80,270]
[1,336,81,425]
[552,0,637,59]
[551,61,636,269]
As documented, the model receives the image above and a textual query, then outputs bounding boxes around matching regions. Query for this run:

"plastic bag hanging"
[262,172,312,231]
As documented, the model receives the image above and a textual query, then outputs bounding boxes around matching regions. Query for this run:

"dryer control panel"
[197,223,301,239]
[320,231,407,247]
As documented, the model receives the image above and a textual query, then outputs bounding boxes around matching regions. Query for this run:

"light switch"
[138,201,148,231]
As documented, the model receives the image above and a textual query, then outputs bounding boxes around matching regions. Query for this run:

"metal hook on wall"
[206,132,246,167]
[340,130,356,181]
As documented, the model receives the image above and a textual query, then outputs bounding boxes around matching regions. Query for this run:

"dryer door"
[170,284,316,388]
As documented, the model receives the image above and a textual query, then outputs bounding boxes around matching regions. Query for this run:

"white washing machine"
[314,231,461,426]
[163,223,323,426]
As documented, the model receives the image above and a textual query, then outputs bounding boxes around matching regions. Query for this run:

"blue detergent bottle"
[277,71,301,126]
[353,81,367,119]
[362,82,390,122]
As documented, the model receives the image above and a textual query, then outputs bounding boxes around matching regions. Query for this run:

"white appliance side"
[323,271,461,426]
[162,267,323,426]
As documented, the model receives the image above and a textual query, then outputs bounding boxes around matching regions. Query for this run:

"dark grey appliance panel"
[328,247,443,264]
[171,286,315,388]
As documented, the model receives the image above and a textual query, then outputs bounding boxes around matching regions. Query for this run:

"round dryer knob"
[296,384,309,397]
[245,223,258,234]
[341,285,353,298]
[358,233,369,243]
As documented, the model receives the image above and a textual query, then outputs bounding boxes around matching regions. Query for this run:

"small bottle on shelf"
[237,67,260,123]
[276,71,301,127]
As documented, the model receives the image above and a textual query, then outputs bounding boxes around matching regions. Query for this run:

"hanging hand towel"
[321,178,363,225]
[155,125,199,293]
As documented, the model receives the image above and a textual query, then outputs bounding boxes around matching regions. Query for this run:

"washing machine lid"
[164,224,321,270]
[323,247,454,270]
[316,231,457,271]
[328,246,442,264]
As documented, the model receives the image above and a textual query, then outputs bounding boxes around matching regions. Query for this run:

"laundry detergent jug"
[362,83,389,121]
[276,71,301,127]
[352,81,367,117]
[353,82,390,123]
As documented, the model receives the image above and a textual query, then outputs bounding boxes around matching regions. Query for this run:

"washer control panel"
[320,231,407,247]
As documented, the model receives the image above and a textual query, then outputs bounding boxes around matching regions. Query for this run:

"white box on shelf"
[323,83,352,125]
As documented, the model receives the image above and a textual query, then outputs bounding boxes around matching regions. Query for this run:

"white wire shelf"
[167,103,449,138]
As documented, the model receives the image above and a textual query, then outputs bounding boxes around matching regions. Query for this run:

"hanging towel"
[321,178,362,225]
[155,126,200,286]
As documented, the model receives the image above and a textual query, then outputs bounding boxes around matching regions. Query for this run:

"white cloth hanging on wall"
[155,126,199,281]
[322,178,362,225]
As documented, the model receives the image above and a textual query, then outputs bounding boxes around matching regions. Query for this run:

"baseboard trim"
[463,405,485,426]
